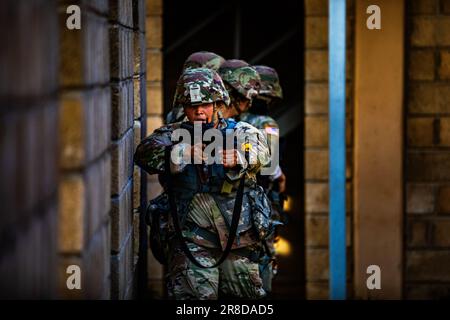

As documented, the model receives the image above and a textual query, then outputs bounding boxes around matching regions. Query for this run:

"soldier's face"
[184,103,214,123]
[237,98,252,114]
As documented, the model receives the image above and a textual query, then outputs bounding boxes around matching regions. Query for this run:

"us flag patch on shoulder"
[265,126,279,136]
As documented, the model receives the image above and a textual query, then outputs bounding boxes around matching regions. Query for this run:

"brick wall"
[0,0,59,299]
[145,0,165,298]
[303,0,355,299]
[0,0,147,299]
[58,0,112,299]
[405,0,450,299]
[109,0,147,300]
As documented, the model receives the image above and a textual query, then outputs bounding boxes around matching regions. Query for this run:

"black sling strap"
[165,146,246,269]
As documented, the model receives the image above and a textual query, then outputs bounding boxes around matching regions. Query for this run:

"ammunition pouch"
[146,193,170,265]
[247,184,275,241]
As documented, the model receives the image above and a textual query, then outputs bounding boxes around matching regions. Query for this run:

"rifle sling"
[165,147,246,269]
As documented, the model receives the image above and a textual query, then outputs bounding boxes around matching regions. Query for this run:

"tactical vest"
[170,119,238,219]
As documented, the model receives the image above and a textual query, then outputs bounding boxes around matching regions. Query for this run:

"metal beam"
[328,0,347,300]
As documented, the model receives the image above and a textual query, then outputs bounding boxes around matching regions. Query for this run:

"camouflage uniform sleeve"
[258,116,279,154]
[133,125,174,175]
[259,117,283,180]
[226,122,271,181]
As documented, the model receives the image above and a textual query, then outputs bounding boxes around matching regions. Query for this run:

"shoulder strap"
[225,118,237,129]
[165,147,245,269]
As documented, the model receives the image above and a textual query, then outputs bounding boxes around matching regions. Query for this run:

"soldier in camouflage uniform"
[238,65,286,294]
[218,61,285,294]
[239,65,285,193]
[134,68,274,300]
[217,59,259,119]
[166,51,225,124]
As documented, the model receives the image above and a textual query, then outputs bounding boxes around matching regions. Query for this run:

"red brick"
[134,76,144,119]
[410,0,437,14]
[436,17,450,45]
[110,26,134,80]
[147,115,163,135]
[59,175,85,253]
[133,209,140,266]
[147,50,163,82]
[305,183,328,213]
[134,31,146,75]
[111,180,133,253]
[443,0,450,14]
[305,150,328,180]
[407,219,429,247]
[410,17,435,47]
[406,250,450,281]
[306,249,328,281]
[13,208,57,298]
[1,1,58,97]
[59,93,85,169]
[433,219,450,247]
[0,114,20,220]
[439,50,450,80]
[306,216,328,246]
[146,0,163,16]
[406,184,436,214]
[405,284,450,299]
[24,109,46,214]
[147,83,163,115]
[305,83,328,115]
[306,282,328,300]
[146,16,162,48]
[111,226,134,299]
[305,116,328,147]
[407,117,435,147]
[111,128,134,196]
[408,83,450,114]
[407,152,450,181]
[85,154,111,242]
[306,17,328,49]
[60,89,111,169]
[304,0,328,16]
[85,87,111,159]
[441,117,450,146]
[305,50,328,81]
[438,186,450,213]
[60,10,109,86]
[408,50,435,81]
[83,220,111,299]
[42,103,59,200]
[112,79,134,139]
[306,215,352,247]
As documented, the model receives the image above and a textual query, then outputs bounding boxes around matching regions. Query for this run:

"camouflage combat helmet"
[217,59,249,75]
[183,51,225,71]
[253,65,283,100]
[218,60,260,100]
[173,67,230,107]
